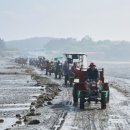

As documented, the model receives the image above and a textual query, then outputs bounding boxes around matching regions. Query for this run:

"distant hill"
[5,36,130,61]
[44,38,79,52]
[0,39,6,49]
[6,37,54,50]
[44,36,130,61]
[0,38,6,56]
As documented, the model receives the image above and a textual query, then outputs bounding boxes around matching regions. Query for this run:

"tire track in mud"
[72,109,99,130]
[60,85,130,130]
[51,86,73,130]
[54,85,103,130]
[40,73,130,130]
[103,87,130,130]
[51,112,67,130]
[62,88,101,130]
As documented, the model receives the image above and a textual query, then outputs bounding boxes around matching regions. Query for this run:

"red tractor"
[71,56,109,109]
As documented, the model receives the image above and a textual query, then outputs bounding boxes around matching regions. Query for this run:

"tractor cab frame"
[64,53,87,86]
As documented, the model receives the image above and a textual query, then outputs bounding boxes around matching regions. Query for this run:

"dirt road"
[31,70,130,130]
[12,69,130,130]
[60,87,130,130]
[0,59,130,130]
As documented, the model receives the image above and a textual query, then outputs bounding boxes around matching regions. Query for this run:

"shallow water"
[96,61,130,80]
[0,107,30,111]
[0,57,130,130]
[0,58,43,129]
[0,117,17,130]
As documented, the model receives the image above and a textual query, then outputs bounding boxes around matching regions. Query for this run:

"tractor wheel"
[65,75,68,86]
[59,73,61,79]
[73,85,78,106]
[69,79,73,87]
[107,88,110,103]
[101,91,106,109]
[55,72,57,79]
[80,91,85,109]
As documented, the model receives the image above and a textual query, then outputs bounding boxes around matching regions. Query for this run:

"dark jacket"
[63,63,69,75]
[86,68,99,81]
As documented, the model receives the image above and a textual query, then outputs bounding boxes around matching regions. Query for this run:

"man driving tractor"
[86,62,99,82]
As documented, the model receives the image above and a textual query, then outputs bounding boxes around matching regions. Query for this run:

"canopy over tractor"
[64,53,87,69]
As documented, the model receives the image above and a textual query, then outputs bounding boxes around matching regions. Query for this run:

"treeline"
[0,38,5,50]
[5,36,130,61]
[44,36,130,61]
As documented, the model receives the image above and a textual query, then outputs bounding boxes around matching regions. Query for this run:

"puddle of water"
[29,98,37,101]
[0,86,42,90]
[0,117,17,130]
[0,106,29,111]
[30,93,41,97]
[0,103,30,107]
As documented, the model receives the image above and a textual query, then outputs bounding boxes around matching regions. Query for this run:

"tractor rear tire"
[80,91,85,109]
[73,85,78,106]
[107,88,110,103]
[101,91,106,109]
[59,73,61,79]
[69,79,73,87]
[55,72,57,79]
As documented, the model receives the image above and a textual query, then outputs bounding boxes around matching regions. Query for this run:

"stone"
[31,102,36,105]
[16,114,21,118]
[35,112,41,116]
[0,119,4,123]
[38,95,44,99]
[23,116,32,122]
[47,101,53,105]
[26,112,35,116]
[28,119,40,125]
[16,120,22,124]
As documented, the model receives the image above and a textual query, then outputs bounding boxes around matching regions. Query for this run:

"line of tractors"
[15,54,110,110]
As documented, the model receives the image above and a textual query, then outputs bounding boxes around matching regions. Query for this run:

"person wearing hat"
[86,62,99,82]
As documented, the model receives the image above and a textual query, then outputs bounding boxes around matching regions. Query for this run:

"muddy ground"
[0,58,130,130]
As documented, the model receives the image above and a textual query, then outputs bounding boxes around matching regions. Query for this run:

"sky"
[0,0,130,41]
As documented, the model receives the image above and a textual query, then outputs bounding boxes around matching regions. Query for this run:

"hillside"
[0,39,6,56]
[0,39,5,49]
[44,37,130,61]
[6,37,54,50]
[5,36,130,61]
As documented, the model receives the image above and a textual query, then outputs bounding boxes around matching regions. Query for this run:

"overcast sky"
[0,0,130,41]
